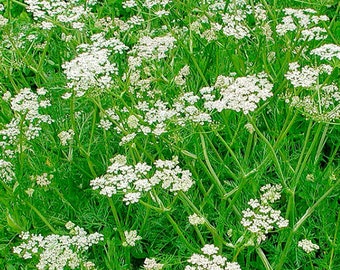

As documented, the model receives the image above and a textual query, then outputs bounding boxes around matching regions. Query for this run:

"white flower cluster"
[143,258,164,270]
[99,93,212,145]
[129,34,176,61]
[144,0,172,9]
[0,5,8,27]
[310,44,340,60]
[30,173,53,187]
[58,129,75,146]
[298,239,319,254]
[0,159,15,183]
[276,8,328,41]
[90,155,194,204]
[185,244,241,270]
[123,0,172,17]
[90,155,152,204]
[221,2,251,40]
[24,0,96,30]
[151,156,194,193]
[174,65,190,86]
[188,213,205,226]
[200,72,273,114]
[285,62,333,88]
[190,1,267,42]
[62,33,128,97]
[98,108,120,130]
[285,83,340,122]
[284,59,339,122]
[10,87,52,125]
[0,88,53,158]
[241,184,289,244]
[122,230,142,247]
[122,0,137,9]
[13,222,103,270]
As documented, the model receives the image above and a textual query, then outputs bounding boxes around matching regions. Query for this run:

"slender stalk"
[329,210,340,270]
[247,115,285,187]
[214,131,245,176]
[276,177,340,269]
[179,192,231,247]
[164,212,198,252]
[139,200,170,213]
[257,247,273,270]
[199,133,226,196]
[24,200,57,234]
[108,198,124,240]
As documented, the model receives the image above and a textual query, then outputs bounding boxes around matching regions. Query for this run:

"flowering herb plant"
[0,0,339,269]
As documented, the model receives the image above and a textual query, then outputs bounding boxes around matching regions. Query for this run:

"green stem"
[199,133,226,197]
[179,192,231,248]
[108,197,124,240]
[194,226,205,246]
[139,199,170,213]
[329,210,340,270]
[24,200,57,234]
[313,124,329,165]
[257,247,273,270]
[276,177,340,269]
[247,116,285,187]
[164,212,198,253]
[291,121,314,186]
[293,179,340,232]
[214,131,245,176]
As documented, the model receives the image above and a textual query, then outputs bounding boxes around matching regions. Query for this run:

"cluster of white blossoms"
[30,173,53,187]
[58,129,75,146]
[298,239,320,254]
[0,4,8,27]
[285,62,333,88]
[24,0,96,30]
[13,222,103,270]
[0,88,53,158]
[200,72,273,114]
[0,159,15,183]
[285,84,340,122]
[188,213,205,226]
[129,34,176,61]
[151,156,194,193]
[174,65,190,86]
[185,244,241,270]
[276,8,328,41]
[310,44,340,60]
[62,33,128,97]
[90,155,194,204]
[241,184,289,244]
[123,0,172,17]
[122,230,142,247]
[189,0,267,42]
[99,92,212,145]
[143,258,164,270]
[284,60,340,122]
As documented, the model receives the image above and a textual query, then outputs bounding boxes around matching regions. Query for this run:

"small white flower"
[188,213,205,226]
[65,221,75,230]
[186,244,241,269]
[311,44,340,60]
[61,92,72,99]
[58,129,75,146]
[2,91,11,101]
[143,258,163,270]
[298,239,319,253]
[13,224,103,269]
[201,244,219,255]
[244,123,255,134]
[122,230,142,247]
